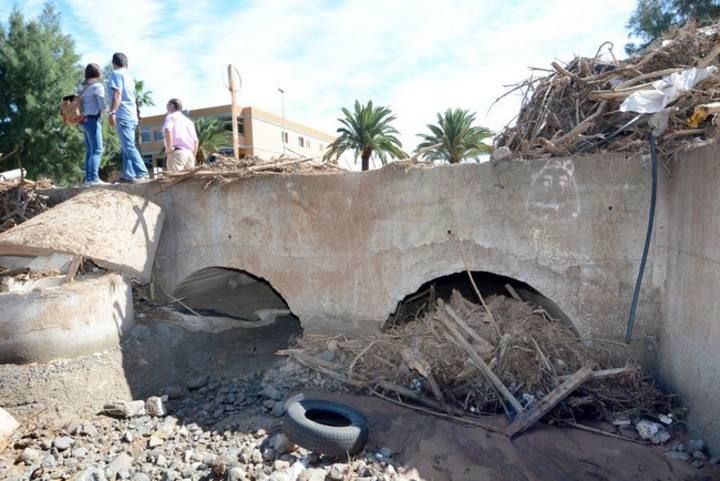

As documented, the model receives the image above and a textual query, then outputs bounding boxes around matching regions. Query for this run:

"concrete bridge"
[1,145,718,450]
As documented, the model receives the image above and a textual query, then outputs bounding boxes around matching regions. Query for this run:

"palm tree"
[134,79,155,146]
[323,100,406,171]
[416,109,493,164]
[195,117,232,162]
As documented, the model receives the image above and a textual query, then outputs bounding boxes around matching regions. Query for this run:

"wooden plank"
[506,365,594,438]
[437,299,524,413]
[504,283,523,302]
[557,366,639,381]
[443,304,494,355]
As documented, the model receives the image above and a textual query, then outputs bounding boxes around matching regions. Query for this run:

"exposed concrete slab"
[0,253,74,273]
[149,154,664,340]
[0,272,133,364]
[658,143,720,453]
[0,189,164,282]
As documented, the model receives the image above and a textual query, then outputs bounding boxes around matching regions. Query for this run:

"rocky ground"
[2,319,720,481]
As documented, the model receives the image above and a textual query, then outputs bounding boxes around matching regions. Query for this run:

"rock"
[328,464,347,481]
[160,471,176,481]
[635,420,670,444]
[709,456,720,465]
[255,428,268,438]
[269,433,295,454]
[41,454,57,468]
[106,453,133,480]
[131,473,150,481]
[72,448,88,459]
[227,467,246,481]
[39,438,53,450]
[274,460,290,471]
[693,450,708,461]
[665,451,690,461]
[148,435,164,448]
[687,439,706,453]
[122,432,134,443]
[327,340,338,352]
[186,375,208,390]
[263,399,276,410]
[72,467,108,481]
[54,436,74,451]
[378,447,392,458]
[316,351,336,363]
[262,385,283,401]
[102,400,146,418]
[82,422,99,437]
[155,417,177,438]
[692,460,705,469]
[268,472,290,481]
[146,397,167,417]
[20,447,41,464]
[271,402,286,417]
[262,448,278,461]
[298,468,327,481]
[239,447,254,464]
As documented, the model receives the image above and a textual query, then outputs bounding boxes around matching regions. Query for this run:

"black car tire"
[283,399,369,456]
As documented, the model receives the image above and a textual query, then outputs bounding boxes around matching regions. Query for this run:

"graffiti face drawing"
[526,158,580,221]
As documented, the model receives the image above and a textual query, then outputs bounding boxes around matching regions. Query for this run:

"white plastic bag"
[620,66,718,114]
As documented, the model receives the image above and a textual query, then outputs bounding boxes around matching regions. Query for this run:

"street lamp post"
[278,88,286,155]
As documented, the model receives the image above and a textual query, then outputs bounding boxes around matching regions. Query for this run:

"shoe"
[84,179,109,187]
[133,177,150,184]
[116,177,135,184]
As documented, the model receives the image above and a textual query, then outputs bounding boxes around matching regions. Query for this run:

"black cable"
[625,133,658,343]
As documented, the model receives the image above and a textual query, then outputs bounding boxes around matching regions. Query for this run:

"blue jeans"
[82,115,103,182]
[116,118,149,179]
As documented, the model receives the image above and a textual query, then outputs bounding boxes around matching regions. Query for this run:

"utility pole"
[278,88,286,155]
[228,65,241,159]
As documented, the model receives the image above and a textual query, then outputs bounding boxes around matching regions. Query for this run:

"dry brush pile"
[0,179,53,233]
[494,20,720,161]
[286,289,678,428]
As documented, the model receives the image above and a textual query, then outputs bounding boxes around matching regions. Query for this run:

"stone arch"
[387,269,576,333]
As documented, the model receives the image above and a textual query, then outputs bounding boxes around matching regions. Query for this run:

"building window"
[218,115,244,135]
[281,131,289,143]
[141,128,151,143]
[153,130,164,141]
[298,136,305,147]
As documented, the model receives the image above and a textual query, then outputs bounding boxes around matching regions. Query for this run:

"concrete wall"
[0,273,133,364]
[658,144,720,452]
[152,153,663,340]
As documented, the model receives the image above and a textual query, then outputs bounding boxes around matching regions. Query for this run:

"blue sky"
[2,0,638,160]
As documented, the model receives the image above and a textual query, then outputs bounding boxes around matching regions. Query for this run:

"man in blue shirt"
[107,52,149,182]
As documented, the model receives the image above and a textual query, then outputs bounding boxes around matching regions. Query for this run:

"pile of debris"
[157,155,345,190]
[0,179,52,233]
[494,20,720,160]
[283,288,679,438]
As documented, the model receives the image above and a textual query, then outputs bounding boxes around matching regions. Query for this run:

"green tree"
[0,4,84,184]
[323,100,406,171]
[416,109,493,164]
[626,0,720,53]
[195,117,232,162]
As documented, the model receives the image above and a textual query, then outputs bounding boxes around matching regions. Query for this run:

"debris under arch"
[284,289,679,432]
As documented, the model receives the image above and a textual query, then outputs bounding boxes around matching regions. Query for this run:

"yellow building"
[139,105,335,165]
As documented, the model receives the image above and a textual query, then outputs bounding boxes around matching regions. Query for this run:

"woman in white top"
[78,63,106,185]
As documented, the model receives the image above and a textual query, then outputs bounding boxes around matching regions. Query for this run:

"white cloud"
[3,0,637,166]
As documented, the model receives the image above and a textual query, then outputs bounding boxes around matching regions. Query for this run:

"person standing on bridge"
[162,98,198,172]
[107,52,150,183]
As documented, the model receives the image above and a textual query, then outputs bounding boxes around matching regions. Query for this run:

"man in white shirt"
[163,98,198,172]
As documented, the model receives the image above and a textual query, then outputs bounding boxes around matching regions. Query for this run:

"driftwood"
[437,299,524,413]
[506,365,594,438]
